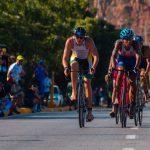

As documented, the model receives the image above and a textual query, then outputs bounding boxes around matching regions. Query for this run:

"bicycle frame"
[115,69,130,128]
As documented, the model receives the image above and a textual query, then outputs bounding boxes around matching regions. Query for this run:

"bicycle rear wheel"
[134,106,138,126]
[115,104,119,124]
[135,80,144,126]
[120,84,127,128]
[138,89,144,126]
[77,83,86,128]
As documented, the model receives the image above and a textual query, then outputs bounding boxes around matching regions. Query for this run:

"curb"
[42,106,71,112]
[18,107,32,114]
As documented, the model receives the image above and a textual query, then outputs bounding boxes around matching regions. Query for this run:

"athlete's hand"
[90,67,95,74]
[111,63,116,70]
[105,74,109,83]
[144,71,148,77]
[64,67,70,77]
[105,74,111,83]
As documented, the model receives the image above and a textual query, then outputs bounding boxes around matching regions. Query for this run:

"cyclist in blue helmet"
[108,28,141,118]
[120,28,134,40]
[133,35,143,44]
[62,26,99,122]
[133,35,150,102]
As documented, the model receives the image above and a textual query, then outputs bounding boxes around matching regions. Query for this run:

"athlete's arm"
[144,46,150,76]
[145,59,150,76]
[111,41,119,69]
[106,56,113,74]
[87,38,99,72]
[62,38,72,69]
[134,44,141,69]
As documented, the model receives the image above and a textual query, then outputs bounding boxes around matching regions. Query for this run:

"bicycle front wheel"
[77,83,86,128]
[120,82,127,128]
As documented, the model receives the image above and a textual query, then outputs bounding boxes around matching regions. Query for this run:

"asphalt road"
[0,105,150,150]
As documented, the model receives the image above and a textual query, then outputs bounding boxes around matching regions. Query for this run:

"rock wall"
[91,0,150,44]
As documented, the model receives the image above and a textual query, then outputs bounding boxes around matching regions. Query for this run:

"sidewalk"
[17,106,71,115]
[3,105,111,117]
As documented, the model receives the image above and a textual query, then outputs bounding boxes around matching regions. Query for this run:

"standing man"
[7,55,25,84]
[0,48,9,83]
[33,60,47,105]
[62,27,99,122]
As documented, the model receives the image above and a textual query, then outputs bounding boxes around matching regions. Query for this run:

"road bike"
[76,70,93,128]
[134,72,145,126]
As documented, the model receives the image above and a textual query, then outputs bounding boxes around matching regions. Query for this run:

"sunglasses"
[122,38,132,41]
[76,36,84,40]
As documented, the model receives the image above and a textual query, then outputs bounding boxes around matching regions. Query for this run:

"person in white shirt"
[7,55,25,84]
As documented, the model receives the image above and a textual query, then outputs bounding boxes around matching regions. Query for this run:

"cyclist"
[62,27,99,122]
[109,28,140,118]
[133,35,150,102]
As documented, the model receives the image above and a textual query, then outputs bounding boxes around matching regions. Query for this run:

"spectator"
[33,60,47,103]
[43,74,51,106]
[25,84,41,112]
[0,48,9,83]
[7,55,25,84]
[9,55,16,65]
[7,55,25,111]
[99,87,107,107]
[93,87,99,106]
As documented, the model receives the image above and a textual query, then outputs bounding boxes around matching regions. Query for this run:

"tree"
[0,0,119,93]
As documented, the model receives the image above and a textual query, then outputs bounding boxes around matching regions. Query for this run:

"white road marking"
[125,135,137,140]
[122,148,135,150]
[130,127,139,130]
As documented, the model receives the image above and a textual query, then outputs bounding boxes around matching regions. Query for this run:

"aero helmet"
[120,28,134,40]
[74,27,86,37]
[133,35,143,44]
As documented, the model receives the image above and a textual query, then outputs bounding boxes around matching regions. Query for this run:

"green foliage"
[0,0,119,90]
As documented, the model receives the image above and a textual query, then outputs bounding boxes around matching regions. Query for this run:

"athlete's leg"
[129,76,136,104]
[140,69,149,102]
[84,78,94,121]
[70,61,79,100]
[84,78,92,108]
[110,70,123,116]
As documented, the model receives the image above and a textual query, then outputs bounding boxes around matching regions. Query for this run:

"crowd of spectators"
[0,47,51,117]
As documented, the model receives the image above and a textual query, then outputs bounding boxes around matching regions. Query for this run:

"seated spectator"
[0,82,13,117]
[25,84,41,112]
[10,82,24,108]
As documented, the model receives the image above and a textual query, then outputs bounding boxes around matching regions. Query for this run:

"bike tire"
[77,83,86,128]
[138,109,143,126]
[138,90,144,126]
[121,83,127,128]
[134,106,138,126]
[135,79,144,127]
[115,104,119,124]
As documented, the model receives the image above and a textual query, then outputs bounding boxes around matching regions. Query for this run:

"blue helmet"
[74,27,86,37]
[133,35,143,44]
[120,28,134,40]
